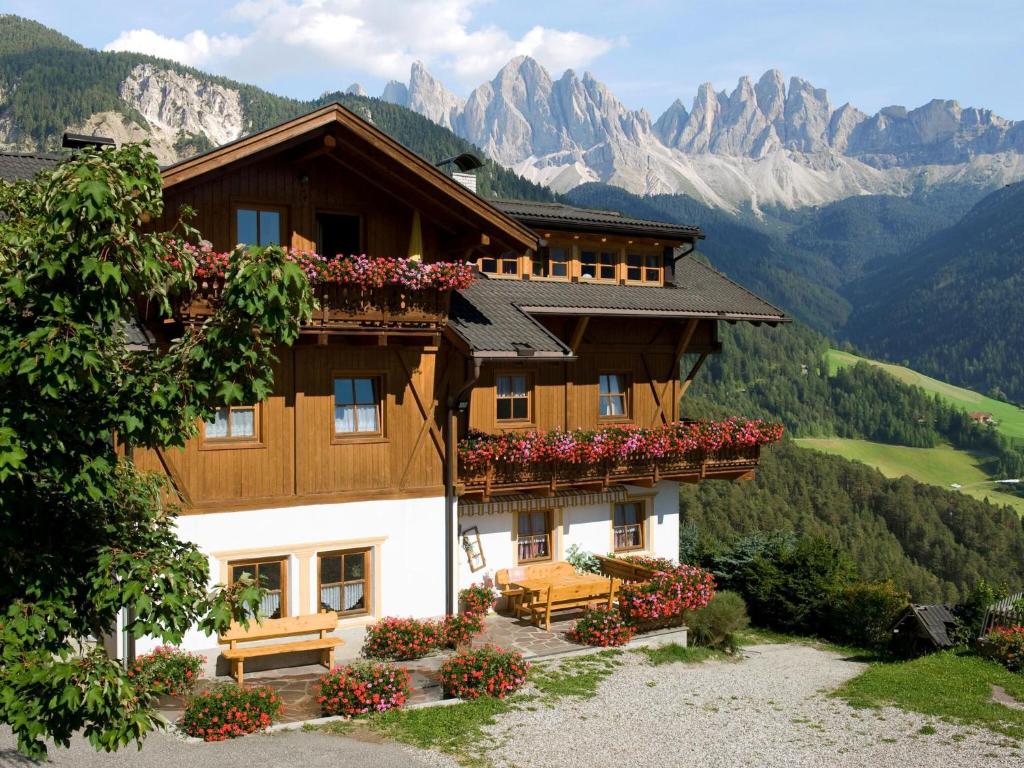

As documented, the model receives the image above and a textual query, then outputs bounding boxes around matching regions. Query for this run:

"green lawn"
[827,348,1024,442]
[795,437,1024,516]
[836,650,1024,741]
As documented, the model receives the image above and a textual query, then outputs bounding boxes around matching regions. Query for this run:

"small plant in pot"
[459,583,498,616]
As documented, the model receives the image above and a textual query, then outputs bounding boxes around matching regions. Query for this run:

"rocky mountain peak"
[406,61,464,131]
[344,83,366,97]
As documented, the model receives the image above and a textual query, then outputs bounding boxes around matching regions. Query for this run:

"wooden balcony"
[176,282,452,332]
[459,445,761,500]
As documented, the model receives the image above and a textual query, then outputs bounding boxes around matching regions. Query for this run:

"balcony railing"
[176,281,453,330]
[459,445,762,498]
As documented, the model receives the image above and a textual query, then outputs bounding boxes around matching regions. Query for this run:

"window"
[626,252,663,284]
[236,207,282,246]
[317,212,361,258]
[480,252,519,276]
[333,377,383,436]
[496,373,531,421]
[599,373,629,419]
[318,548,371,616]
[581,249,616,280]
[517,510,552,563]
[531,246,569,278]
[230,557,287,618]
[613,502,646,552]
[203,404,259,443]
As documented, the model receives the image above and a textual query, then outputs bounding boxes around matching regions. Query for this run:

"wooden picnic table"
[511,572,619,629]
[511,572,611,595]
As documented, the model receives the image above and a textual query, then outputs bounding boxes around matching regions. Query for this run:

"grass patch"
[633,643,725,666]
[736,627,809,646]
[836,650,1024,741]
[529,649,623,702]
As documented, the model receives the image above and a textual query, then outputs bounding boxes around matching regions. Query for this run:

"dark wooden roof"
[0,151,59,181]
[449,258,788,358]
[894,604,957,648]
[493,199,704,241]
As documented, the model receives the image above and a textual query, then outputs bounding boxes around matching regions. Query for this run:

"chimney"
[62,132,116,150]
[452,171,478,193]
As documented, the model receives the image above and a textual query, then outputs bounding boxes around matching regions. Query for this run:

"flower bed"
[458,419,783,471]
[362,617,441,661]
[318,662,411,717]
[438,612,484,649]
[440,646,529,700]
[984,625,1024,672]
[569,608,637,647]
[128,646,205,697]
[459,584,498,615]
[178,684,281,741]
[618,563,716,627]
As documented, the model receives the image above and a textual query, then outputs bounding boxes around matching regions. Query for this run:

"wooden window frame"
[495,371,533,425]
[331,372,387,443]
[200,404,264,450]
[515,509,554,565]
[612,501,647,553]
[530,245,570,280]
[625,250,664,286]
[479,252,521,278]
[598,371,631,422]
[228,556,288,618]
[232,202,288,247]
[317,547,372,617]
[315,209,364,258]
[579,247,618,282]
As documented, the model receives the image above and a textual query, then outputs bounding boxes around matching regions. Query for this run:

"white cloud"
[102,0,617,89]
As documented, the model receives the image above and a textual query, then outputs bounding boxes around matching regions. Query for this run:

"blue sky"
[8,0,1024,119]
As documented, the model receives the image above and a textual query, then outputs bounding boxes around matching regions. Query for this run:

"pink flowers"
[568,608,637,647]
[458,419,784,471]
[317,662,411,717]
[618,563,716,621]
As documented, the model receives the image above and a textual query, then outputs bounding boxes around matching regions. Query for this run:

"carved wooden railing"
[459,445,761,498]
[175,281,453,330]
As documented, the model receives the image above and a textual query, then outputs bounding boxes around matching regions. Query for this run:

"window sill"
[496,420,537,430]
[199,440,266,452]
[331,435,389,446]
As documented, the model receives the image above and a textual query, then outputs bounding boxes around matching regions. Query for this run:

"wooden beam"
[675,319,700,370]
[569,316,590,354]
[440,232,491,253]
[679,352,709,399]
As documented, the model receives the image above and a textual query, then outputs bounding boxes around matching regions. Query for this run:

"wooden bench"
[219,612,344,685]
[495,562,576,616]
[525,577,619,631]
[595,554,658,583]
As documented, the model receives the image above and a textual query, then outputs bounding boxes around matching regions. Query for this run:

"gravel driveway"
[470,642,1022,768]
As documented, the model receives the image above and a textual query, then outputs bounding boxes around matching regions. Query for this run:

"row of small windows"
[482,246,664,285]
[203,373,632,443]
[516,501,646,564]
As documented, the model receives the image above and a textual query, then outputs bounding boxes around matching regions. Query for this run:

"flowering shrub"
[317,662,411,717]
[178,684,281,741]
[362,617,441,660]
[167,241,475,291]
[440,647,529,700]
[569,608,637,647]
[985,625,1024,672]
[128,646,205,696]
[616,554,677,573]
[458,419,783,471]
[438,612,484,649]
[619,564,716,621]
[459,584,497,615]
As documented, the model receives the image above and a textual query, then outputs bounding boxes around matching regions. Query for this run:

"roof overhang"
[517,304,789,325]
[161,103,539,253]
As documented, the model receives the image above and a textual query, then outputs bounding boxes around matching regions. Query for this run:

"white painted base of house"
[135,495,448,666]
[457,481,680,588]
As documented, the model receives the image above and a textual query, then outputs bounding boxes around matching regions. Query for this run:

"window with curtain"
[230,557,286,619]
[318,549,371,615]
[236,207,282,246]
[517,510,552,563]
[333,377,382,436]
[203,405,259,442]
[496,373,530,421]
[599,373,629,419]
[626,252,662,284]
[613,502,645,552]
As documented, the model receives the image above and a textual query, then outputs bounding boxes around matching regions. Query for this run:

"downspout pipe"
[444,357,482,614]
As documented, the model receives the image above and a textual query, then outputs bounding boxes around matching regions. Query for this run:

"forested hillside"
[845,181,1024,403]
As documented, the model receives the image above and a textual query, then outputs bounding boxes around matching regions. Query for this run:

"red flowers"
[178,684,281,741]
[569,608,637,647]
[985,625,1024,672]
[362,613,487,660]
[440,647,529,700]
[129,646,205,697]
[459,584,498,616]
[618,563,716,621]
[317,662,411,717]
[458,419,784,472]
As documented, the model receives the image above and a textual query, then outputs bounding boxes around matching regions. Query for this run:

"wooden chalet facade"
[0,104,787,658]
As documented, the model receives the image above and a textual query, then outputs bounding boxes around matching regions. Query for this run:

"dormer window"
[480,252,519,276]
[531,246,569,279]
[626,252,662,284]
[581,249,616,281]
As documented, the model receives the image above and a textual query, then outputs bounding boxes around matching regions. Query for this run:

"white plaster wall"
[458,481,680,587]
[137,495,446,655]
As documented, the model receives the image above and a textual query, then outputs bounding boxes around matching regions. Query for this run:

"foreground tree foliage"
[0,144,313,757]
